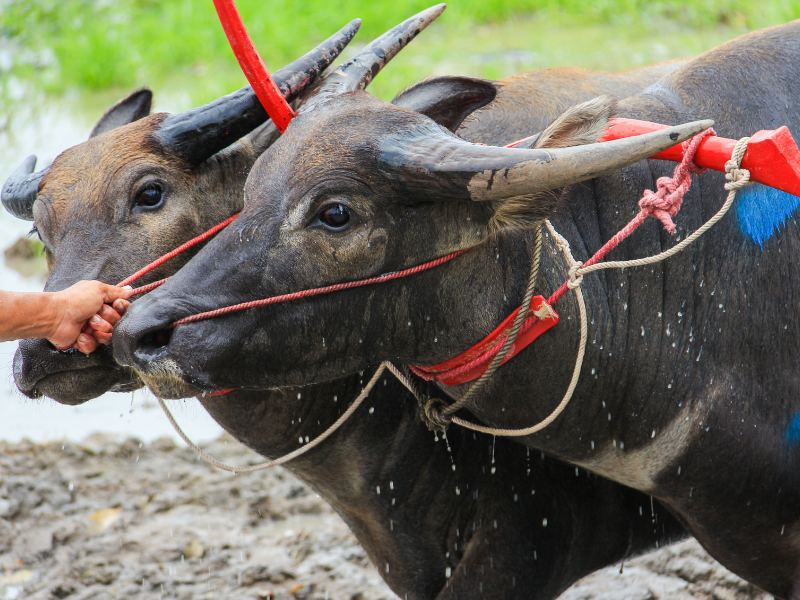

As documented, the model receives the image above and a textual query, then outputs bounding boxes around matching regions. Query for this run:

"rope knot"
[724,136,751,191]
[567,260,584,289]
[421,397,452,432]
[637,128,715,235]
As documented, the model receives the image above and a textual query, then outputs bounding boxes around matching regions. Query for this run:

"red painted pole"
[507,118,800,197]
[603,118,800,197]
[212,0,296,132]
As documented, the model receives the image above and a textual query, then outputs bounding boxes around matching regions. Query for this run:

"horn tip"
[342,18,362,39]
[425,3,447,18]
[669,119,715,145]
[20,155,38,173]
[690,119,715,132]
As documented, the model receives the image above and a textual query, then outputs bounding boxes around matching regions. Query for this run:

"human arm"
[0,281,133,351]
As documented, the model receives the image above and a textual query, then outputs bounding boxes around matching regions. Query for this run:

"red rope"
[118,213,239,292]
[171,249,468,327]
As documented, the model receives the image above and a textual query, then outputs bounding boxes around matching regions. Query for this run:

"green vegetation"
[1,0,798,107]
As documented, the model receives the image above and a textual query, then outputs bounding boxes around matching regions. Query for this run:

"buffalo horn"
[303,4,446,111]
[1,156,46,221]
[389,119,714,200]
[154,19,361,164]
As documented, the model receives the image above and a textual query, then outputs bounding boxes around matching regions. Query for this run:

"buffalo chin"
[21,366,139,406]
[137,369,202,400]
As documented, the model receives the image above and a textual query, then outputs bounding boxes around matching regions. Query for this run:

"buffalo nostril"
[135,328,173,360]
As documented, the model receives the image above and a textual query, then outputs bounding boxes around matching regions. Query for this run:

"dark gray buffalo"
[5,8,691,599]
[115,19,800,597]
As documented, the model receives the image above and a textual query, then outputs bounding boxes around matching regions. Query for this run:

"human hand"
[47,281,133,352]
[78,298,133,353]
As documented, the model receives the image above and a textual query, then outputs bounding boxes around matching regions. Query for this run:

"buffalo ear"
[392,76,497,132]
[533,95,616,150]
[89,88,153,138]
[490,95,616,232]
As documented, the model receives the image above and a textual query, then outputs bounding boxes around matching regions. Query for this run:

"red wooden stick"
[603,118,800,197]
[212,0,296,132]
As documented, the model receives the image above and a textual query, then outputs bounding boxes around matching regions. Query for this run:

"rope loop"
[421,397,452,432]
[567,260,584,289]
[724,136,751,191]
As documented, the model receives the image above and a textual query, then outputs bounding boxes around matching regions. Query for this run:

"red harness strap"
[409,296,559,386]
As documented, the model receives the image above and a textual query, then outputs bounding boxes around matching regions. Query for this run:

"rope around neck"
[158,137,751,470]
[422,223,544,430]
[156,361,419,474]
[434,136,751,438]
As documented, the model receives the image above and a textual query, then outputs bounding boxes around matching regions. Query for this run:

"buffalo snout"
[14,338,134,404]
[113,300,175,370]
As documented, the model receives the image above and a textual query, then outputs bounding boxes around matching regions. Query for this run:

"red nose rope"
[116,213,240,294]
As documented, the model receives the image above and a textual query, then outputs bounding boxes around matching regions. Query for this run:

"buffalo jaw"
[13,339,141,405]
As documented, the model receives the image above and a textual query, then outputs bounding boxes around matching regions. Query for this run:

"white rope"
[448,219,588,437]
[157,361,395,474]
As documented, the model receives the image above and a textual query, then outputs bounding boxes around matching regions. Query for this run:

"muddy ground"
[0,435,770,599]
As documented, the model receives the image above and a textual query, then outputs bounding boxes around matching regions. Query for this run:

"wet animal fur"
[490,95,616,232]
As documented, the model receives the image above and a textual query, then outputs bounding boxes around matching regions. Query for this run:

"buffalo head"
[3,21,361,403]
[112,5,712,394]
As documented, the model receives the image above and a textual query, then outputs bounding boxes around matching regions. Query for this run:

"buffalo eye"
[134,182,164,210]
[316,203,351,230]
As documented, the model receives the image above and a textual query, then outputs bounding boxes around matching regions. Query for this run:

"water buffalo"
[115,19,800,597]
[4,8,690,599]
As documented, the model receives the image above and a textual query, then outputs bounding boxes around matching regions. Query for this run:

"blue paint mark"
[784,413,800,446]
[735,183,800,248]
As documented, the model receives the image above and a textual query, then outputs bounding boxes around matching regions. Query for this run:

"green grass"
[1,0,799,109]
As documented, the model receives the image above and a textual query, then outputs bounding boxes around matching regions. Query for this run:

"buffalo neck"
[196,375,684,598]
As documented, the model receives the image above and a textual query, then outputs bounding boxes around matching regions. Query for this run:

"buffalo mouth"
[13,339,140,405]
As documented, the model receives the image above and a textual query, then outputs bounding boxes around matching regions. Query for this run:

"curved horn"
[2,156,46,221]
[303,4,446,111]
[154,19,361,164]
[384,119,714,200]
